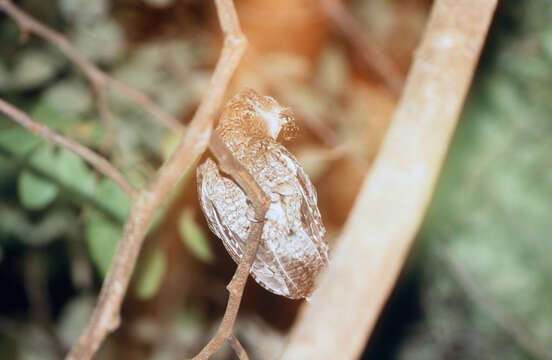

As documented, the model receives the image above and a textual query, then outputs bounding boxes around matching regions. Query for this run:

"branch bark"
[0,98,137,199]
[228,333,249,360]
[281,0,498,359]
[321,0,405,96]
[64,0,247,359]
[187,133,270,360]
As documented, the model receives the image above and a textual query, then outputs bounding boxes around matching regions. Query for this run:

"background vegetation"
[0,0,550,359]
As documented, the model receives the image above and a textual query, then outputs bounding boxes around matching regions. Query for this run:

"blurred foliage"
[178,207,213,264]
[0,0,210,357]
[0,0,551,359]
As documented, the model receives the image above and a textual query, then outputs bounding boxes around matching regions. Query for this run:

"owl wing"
[274,147,329,263]
[196,158,290,296]
[243,145,328,299]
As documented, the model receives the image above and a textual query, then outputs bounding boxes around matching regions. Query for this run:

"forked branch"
[64,0,247,359]
[186,134,271,360]
[1,0,256,358]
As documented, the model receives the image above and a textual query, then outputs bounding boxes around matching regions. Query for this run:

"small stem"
[188,134,270,360]
[0,98,137,199]
[321,0,405,96]
[228,333,249,360]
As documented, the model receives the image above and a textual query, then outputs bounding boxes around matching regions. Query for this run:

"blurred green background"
[0,0,551,359]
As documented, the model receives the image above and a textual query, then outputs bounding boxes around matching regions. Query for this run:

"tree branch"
[321,0,405,96]
[186,133,270,360]
[0,98,138,199]
[0,0,184,132]
[228,333,249,360]
[280,0,498,358]
[64,0,247,359]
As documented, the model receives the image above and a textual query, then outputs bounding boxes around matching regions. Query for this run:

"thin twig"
[187,134,270,360]
[65,1,247,359]
[281,0,498,358]
[228,333,249,360]
[0,0,184,132]
[0,98,138,199]
[321,0,405,96]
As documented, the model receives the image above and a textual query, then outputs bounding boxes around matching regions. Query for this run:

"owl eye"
[280,110,294,124]
[281,114,293,123]
[278,119,298,141]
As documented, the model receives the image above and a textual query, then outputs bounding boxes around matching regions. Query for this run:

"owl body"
[197,90,328,299]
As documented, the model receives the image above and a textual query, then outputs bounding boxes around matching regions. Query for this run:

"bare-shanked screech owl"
[197,89,329,299]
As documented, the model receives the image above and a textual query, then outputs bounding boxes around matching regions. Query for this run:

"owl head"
[231,89,297,141]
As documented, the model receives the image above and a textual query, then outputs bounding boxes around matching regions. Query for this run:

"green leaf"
[30,146,96,198]
[134,247,167,300]
[59,0,108,24]
[85,210,120,277]
[72,19,126,64]
[18,171,59,210]
[0,128,44,156]
[95,178,131,222]
[178,207,213,263]
[10,50,61,90]
[40,80,92,117]
[56,296,94,348]
[0,205,75,246]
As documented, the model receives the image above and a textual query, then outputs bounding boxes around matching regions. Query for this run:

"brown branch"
[228,333,249,360]
[0,98,138,199]
[187,133,271,360]
[280,0,498,359]
[64,1,247,359]
[321,0,405,96]
[0,0,184,132]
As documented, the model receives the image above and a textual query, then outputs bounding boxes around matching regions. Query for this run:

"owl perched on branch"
[197,89,329,299]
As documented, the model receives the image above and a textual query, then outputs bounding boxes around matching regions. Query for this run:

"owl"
[197,89,329,299]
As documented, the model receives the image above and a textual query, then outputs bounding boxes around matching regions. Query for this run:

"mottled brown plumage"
[197,89,328,299]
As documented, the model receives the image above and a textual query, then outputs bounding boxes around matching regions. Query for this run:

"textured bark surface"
[281,0,498,358]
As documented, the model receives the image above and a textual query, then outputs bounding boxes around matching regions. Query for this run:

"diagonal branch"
[64,1,247,359]
[0,98,138,199]
[281,0,498,359]
[321,0,405,96]
[187,133,271,360]
[0,0,184,132]
[228,333,249,360]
